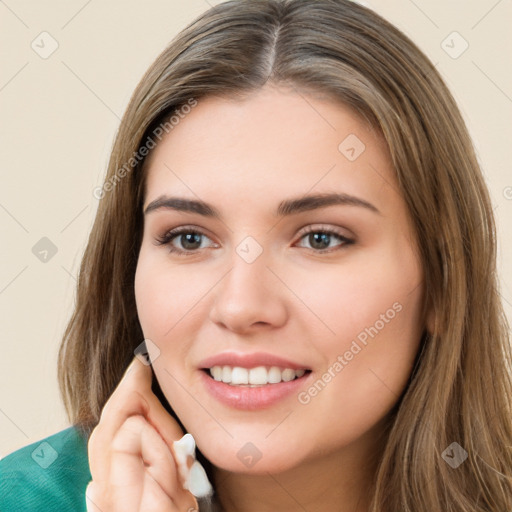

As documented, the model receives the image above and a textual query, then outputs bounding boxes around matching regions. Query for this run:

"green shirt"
[0,427,221,512]
[0,426,92,511]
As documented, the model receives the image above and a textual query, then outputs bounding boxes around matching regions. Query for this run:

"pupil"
[310,232,330,249]
[182,233,201,249]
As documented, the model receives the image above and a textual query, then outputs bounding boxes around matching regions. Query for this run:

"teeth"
[249,366,267,385]
[268,366,281,384]
[231,367,248,385]
[208,366,307,386]
[211,366,223,381]
[282,368,295,382]
[221,366,231,383]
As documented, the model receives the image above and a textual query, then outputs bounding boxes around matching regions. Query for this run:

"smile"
[206,365,309,386]
[200,367,312,410]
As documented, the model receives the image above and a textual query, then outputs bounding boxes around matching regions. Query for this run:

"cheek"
[134,257,166,338]
[298,245,423,347]
[300,243,424,407]
[134,252,212,339]
[302,245,424,416]
[288,281,423,454]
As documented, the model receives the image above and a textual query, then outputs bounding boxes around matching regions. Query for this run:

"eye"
[295,225,354,253]
[154,224,354,256]
[154,226,216,256]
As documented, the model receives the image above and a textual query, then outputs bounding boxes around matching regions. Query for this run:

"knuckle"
[124,413,147,431]
[99,390,149,425]
[111,414,146,451]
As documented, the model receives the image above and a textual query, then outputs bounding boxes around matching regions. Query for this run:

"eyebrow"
[143,192,381,218]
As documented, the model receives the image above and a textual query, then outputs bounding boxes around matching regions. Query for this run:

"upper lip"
[198,351,311,371]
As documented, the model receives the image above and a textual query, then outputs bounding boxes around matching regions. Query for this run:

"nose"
[208,245,288,334]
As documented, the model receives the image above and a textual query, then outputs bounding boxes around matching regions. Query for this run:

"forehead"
[142,86,397,217]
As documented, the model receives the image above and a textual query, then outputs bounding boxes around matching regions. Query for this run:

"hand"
[85,356,200,512]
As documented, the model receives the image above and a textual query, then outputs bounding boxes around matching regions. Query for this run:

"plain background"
[1,0,511,458]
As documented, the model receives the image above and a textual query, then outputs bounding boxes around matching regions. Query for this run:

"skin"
[134,84,433,512]
[86,357,197,512]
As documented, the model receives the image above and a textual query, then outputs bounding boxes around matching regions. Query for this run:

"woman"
[1,0,511,511]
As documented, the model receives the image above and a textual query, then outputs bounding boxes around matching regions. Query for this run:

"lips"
[197,351,313,409]
[199,367,312,410]
[198,351,311,371]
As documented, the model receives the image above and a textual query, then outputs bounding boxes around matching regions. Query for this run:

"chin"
[191,430,307,476]
[207,449,303,475]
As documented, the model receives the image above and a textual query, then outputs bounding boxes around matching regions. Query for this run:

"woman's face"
[135,85,430,474]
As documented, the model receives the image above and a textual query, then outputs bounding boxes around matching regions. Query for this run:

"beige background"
[1,0,511,458]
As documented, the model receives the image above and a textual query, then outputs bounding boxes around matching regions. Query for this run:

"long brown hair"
[57,0,512,509]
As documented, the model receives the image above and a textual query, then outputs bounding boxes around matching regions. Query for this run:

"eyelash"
[154,225,355,256]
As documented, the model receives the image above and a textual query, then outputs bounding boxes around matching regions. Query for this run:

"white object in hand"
[172,433,213,498]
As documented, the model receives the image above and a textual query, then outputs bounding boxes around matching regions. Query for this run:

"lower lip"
[199,370,312,410]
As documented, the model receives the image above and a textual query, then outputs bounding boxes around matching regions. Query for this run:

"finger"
[88,357,150,482]
[138,473,178,512]
[101,356,184,445]
[139,420,199,512]
[89,356,185,483]
[99,356,153,435]
[127,357,186,450]
[87,357,151,482]
[109,415,195,511]
[85,481,104,512]
[139,472,199,512]
[110,415,179,498]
